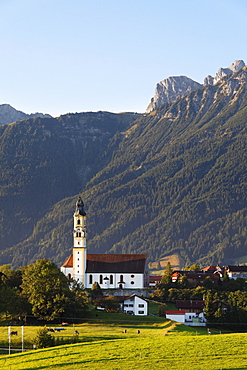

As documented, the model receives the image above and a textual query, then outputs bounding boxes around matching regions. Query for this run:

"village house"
[149,275,162,287]
[165,300,206,326]
[171,270,220,287]
[166,310,206,326]
[224,265,247,280]
[175,300,205,313]
[121,294,148,316]
[202,265,247,280]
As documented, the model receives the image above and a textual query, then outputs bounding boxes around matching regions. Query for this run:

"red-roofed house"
[175,300,204,313]
[166,310,206,326]
[171,270,220,287]
[149,275,162,287]
[61,197,149,289]
[225,265,247,280]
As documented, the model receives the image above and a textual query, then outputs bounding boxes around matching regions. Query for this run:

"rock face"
[0,104,52,125]
[146,76,202,113]
[204,60,245,86]
[147,60,246,113]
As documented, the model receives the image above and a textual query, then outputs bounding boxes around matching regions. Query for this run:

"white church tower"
[72,196,87,286]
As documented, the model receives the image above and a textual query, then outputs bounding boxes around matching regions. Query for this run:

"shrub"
[33,327,55,348]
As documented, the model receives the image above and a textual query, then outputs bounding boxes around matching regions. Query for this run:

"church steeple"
[75,196,86,216]
[72,196,87,285]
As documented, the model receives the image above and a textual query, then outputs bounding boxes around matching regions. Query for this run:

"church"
[61,197,149,289]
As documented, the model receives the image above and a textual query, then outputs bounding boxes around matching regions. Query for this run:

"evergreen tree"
[161,262,173,286]
[33,327,55,348]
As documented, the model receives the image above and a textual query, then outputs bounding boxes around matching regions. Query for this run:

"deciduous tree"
[21,259,71,320]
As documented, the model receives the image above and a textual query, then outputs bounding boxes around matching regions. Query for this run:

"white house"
[225,265,247,280]
[122,295,148,316]
[61,197,149,289]
[166,310,206,326]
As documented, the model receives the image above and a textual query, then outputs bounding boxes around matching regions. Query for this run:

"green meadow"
[0,317,247,370]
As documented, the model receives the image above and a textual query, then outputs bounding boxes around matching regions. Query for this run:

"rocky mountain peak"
[0,103,52,126]
[204,60,245,86]
[147,60,246,113]
[146,76,202,113]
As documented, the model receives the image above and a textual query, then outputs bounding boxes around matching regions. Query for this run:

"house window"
[131,274,135,278]
[124,304,128,307]
[89,275,93,284]
[78,258,80,261]
[77,271,79,273]
[68,273,71,280]
[138,311,144,314]
[131,281,135,285]
[138,304,144,308]
[77,252,80,254]
[100,275,103,284]
[129,304,134,307]
[77,219,81,225]
[110,275,113,284]
[77,265,80,268]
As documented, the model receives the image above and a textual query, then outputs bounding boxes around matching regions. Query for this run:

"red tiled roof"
[61,254,73,268]
[86,254,146,273]
[149,275,162,282]
[87,254,146,263]
[61,253,146,273]
[226,265,247,272]
[202,265,219,271]
[166,310,186,315]
[176,300,204,309]
[172,271,220,280]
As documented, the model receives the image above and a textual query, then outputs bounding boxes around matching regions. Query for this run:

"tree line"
[152,262,247,329]
[0,259,89,322]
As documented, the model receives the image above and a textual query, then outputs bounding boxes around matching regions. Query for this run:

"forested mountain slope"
[2,68,247,268]
[0,111,139,265]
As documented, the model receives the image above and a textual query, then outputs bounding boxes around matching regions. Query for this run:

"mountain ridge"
[146,60,246,114]
[0,103,52,125]
[1,64,247,269]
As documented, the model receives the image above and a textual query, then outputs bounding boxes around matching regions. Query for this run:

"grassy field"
[0,317,247,369]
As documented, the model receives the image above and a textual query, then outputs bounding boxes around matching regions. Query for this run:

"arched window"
[110,275,113,284]
[68,273,71,280]
[89,274,93,284]
[77,219,81,225]
[120,275,124,282]
[100,275,103,284]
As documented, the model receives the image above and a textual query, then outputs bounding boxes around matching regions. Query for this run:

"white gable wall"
[166,312,206,325]
[123,295,148,316]
[166,313,185,323]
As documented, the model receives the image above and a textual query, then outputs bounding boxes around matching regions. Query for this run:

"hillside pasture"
[0,321,247,369]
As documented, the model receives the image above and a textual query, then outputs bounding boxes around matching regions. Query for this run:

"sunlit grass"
[1,320,247,369]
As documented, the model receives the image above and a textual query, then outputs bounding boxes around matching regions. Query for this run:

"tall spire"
[75,196,86,216]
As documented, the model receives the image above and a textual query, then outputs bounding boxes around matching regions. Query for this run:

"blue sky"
[0,0,246,116]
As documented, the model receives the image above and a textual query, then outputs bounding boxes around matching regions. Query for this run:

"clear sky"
[0,0,246,117]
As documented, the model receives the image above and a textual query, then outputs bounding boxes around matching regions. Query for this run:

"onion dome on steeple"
[75,196,86,216]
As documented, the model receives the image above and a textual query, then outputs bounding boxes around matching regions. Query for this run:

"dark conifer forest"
[1,68,247,268]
